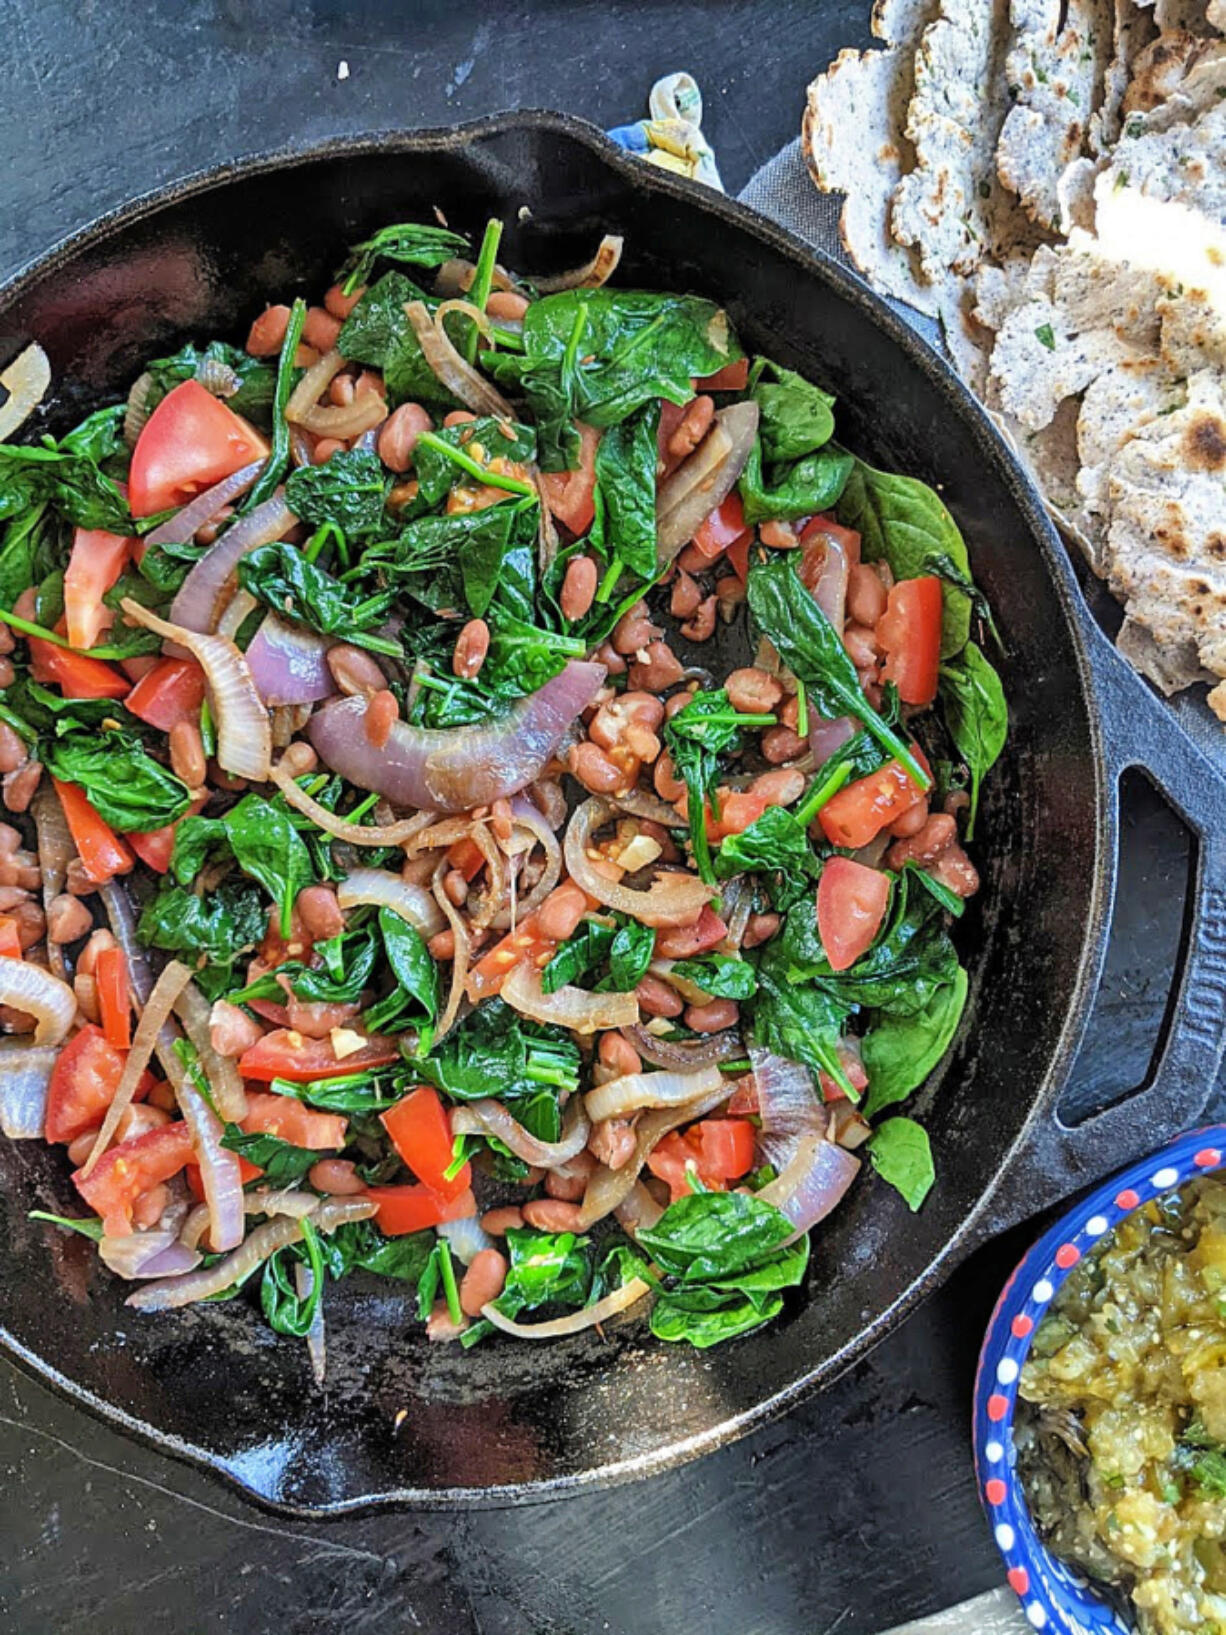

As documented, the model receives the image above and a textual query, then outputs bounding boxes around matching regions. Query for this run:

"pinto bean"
[443,409,478,428]
[521,1198,585,1232]
[680,595,718,642]
[759,520,799,549]
[761,726,807,764]
[72,973,99,1025]
[635,974,684,1018]
[312,437,344,465]
[480,1206,525,1236]
[560,555,598,622]
[568,741,624,796]
[297,884,345,941]
[536,882,589,944]
[847,563,888,628]
[246,304,291,357]
[944,789,971,818]
[427,929,456,961]
[324,282,365,320]
[715,575,746,618]
[485,290,531,322]
[545,1150,595,1201]
[592,638,626,677]
[752,767,806,807]
[598,1030,642,1078]
[11,900,44,950]
[726,667,783,715]
[364,689,399,749]
[169,720,207,789]
[589,692,664,753]
[0,723,28,775]
[0,623,13,655]
[442,868,468,907]
[302,305,342,353]
[329,373,356,407]
[0,657,14,690]
[742,911,781,950]
[780,695,800,731]
[210,999,265,1058]
[666,395,714,460]
[628,641,685,692]
[67,1129,101,1166]
[328,644,386,697]
[612,605,658,657]
[928,843,980,898]
[309,1159,366,1196]
[888,797,930,839]
[670,570,703,620]
[885,813,957,869]
[665,688,697,720]
[426,1301,469,1342]
[655,906,727,960]
[453,619,490,680]
[653,752,686,803]
[685,998,740,1033]
[377,402,433,472]
[46,894,93,945]
[589,1117,637,1170]
[460,1248,509,1316]
[843,623,880,669]
[676,544,709,574]
[131,1183,170,1230]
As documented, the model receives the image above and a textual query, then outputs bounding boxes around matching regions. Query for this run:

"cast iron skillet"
[0,114,1224,1515]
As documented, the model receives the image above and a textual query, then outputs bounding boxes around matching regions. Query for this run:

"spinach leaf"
[362,908,438,1034]
[173,792,315,939]
[28,1210,104,1241]
[136,532,207,595]
[337,221,470,294]
[142,340,279,424]
[867,1116,934,1211]
[389,497,540,622]
[0,502,62,611]
[60,404,129,468]
[541,917,656,995]
[246,298,306,510]
[337,271,456,408]
[264,1069,402,1116]
[261,1220,325,1337]
[749,358,837,463]
[670,954,758,1000]
[222,1127,327,1187]
[43,732,192,832]
[284,449,389,538]
[8,678,120,736]
[410,998,579,1105]
[412,417,536,510]
[862,966,968,1117]
[229,927,379,1008]
[663,689,777,883]
[590,402,659,581]
[138,880,266,994]
[319,1219,435,1283]
[738,439,853,527]
[938,641,1006,838]
[0,439,131,534]
[748,964,854,1094]
[520,289,742,430]
[746,554,929,790]
[610,921,657,991]
[461,1225,596,1346]
[639,1191,809,1349]
[482,349,580,470]
[238,542,396,657]
[836,457,972,658]
[715,804,818,890]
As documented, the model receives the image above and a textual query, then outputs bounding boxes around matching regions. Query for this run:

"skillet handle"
[977,618,1226,1237]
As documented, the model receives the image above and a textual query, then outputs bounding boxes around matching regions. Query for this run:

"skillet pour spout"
[0,112,1223,1514]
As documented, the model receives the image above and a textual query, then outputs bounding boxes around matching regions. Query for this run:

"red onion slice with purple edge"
[245,614,334,706]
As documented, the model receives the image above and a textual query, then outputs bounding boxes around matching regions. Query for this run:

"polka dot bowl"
[974,1125,1226,1634]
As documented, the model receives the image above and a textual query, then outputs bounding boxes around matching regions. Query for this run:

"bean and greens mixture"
[0,216,1005,1363]
[1019,1179,1226,1635]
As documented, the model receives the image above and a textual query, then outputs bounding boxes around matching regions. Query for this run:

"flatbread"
[1122,28,1224,112]
[804,0,942,312]
[995,0,1116,229]
[1091,0,1160,151]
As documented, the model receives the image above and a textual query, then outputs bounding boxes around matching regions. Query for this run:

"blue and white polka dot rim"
[974,1125,1226,1635]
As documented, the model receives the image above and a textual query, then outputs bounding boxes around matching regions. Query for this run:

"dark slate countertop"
[0,2,1207,1629]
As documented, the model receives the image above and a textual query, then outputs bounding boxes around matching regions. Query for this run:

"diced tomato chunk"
[73,1121,194,1236]
[30,639,129,700]
[45,1024,127,1144]
[238,1028,399,1083]
[817,857,891,972]
[876,577,942,706]
[538,422,599,535]
[694,359,749,392]
[0,917,21,960]
[129,380,268,517]
[817,749,931,849]
[364,1184,477,1236]
[64,528,132,651]
[381,1086,471,1198]
[53,779,135,884]
[647,1118,756,1202]
[692,492,750,560]
[95,948,132,1051]
[125,658,206,731]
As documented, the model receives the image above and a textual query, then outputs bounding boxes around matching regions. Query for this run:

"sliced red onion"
[295,1261,327,1386]
[501,962,637,1036]
[532,235,623,293]
[656,401,759,563]
[564,797,713,929]
[175,1073,244,1253]
[309,660,606,813]
[758,1133,860,1237]
[0,962,77,1047]
[806,536,849,634]
[33,781,74,980]
[585,1063,725,1124]
[614,1179,665,1237]
[169,495,296,633]
[480,1276,650,1339]
[0,1043,57,1138]
[144,461,264,549]
[809,714,856,766]
[625,1025,743,1072]
[245,614,334,706]
[99,1230,202,1281]
[748,1045,825,1172]
[336,868,446,938]
[449,1096,590,1169]
[439,1215,494,1266]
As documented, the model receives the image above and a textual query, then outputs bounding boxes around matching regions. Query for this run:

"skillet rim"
[0,109,1117,1513]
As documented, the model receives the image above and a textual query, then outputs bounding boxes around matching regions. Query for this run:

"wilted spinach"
[173,791,316,938]
[862,966,968,1117]
[238,542,397,657]
[938,641,1006,837]
[867,1117,935,1211]
[138,880,267,997]
[141,340,279,424]
[43,731,192,832]
[284,449,389,537]
[663,689,778,883]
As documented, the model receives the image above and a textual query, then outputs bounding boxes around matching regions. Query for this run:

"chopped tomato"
[467,905,562,999]
[727,532,753,583]
[64,528,132,651]
[53,779,135,884]
[95,947,132,1051]
[819,1049,870,1103]
[538,422,599,535]
[657,399,688,477]
[798,514,862,564]
[29,638,129,700]
[446,836,487,882]
[647,1118,756,1202]
[817,857,891,972]
[0,916,20,959]
[381,1085,471,1198]
[365,1183,477,1236]
[695,359,750,392]
[692,492,750,561]
[817,749,931,849]
[128,795,207,875]
[73,1120,194,1237]
[238,1027,399,1082]
[125,657,206,731]
[239,1089,348,1150]
[128,380,268,517]
[45,1024,126,1143]
[876,577,942,706]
